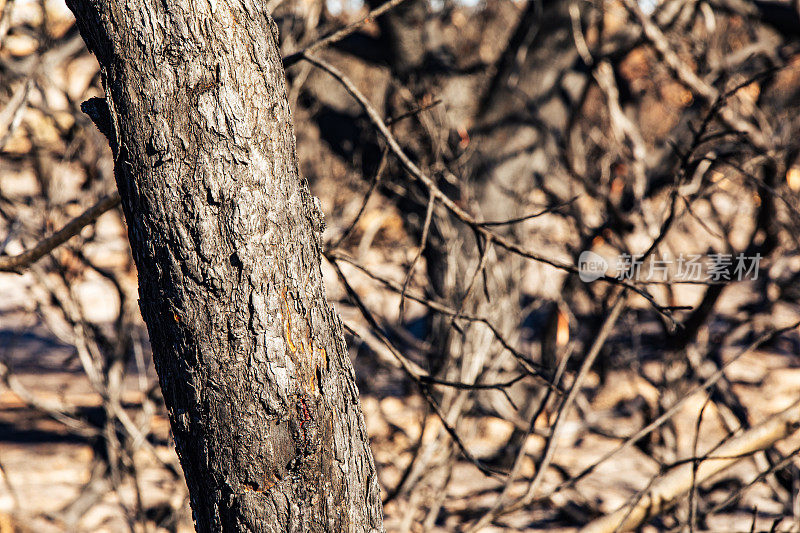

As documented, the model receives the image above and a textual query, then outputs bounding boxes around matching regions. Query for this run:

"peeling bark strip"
[65,1,384,531]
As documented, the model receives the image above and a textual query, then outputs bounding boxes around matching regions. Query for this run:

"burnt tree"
[65,0,384,531]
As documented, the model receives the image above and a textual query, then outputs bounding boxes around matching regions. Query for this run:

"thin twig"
[0,192,121,273]
[581,398,800,533]
[468,288,628,531]
[283,0,410,68]
[330,148,389,249]
[541,320,800,503]
[327,250,557,386]
[302,52,677,321]
[476,195,580,227]
[332,260,507,478]
[399,189,435,320]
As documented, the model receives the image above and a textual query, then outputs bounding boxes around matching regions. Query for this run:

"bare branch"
[283,0,410,68]
[581,399,800,533]
[302,52,678,321]
[0,192,121,273]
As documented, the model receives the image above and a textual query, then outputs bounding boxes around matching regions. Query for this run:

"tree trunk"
[65,1,384,531]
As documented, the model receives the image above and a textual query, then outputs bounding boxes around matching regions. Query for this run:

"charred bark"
[66,1,384,531]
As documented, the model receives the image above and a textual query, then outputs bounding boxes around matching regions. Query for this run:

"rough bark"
[65,1,384,531]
